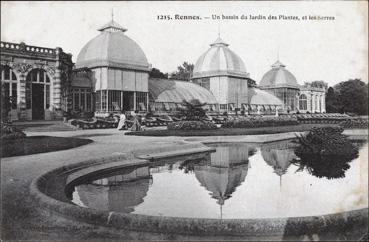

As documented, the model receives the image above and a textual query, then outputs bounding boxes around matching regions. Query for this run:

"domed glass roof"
[75,20,149,71]
[149,78,218,104]
[248,88,283,106]
[259,60,299,89]
[192,37,249,79]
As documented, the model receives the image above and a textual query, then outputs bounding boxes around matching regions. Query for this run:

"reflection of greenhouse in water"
[194,144,255,209]
[74,141,300,216]
[75,166,151,213]
[260,140,297,186]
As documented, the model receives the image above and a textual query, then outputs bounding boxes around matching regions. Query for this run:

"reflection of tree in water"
[179,158,202,173]
[292,127,359,179]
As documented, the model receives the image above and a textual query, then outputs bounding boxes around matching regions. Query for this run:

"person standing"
[117,112,126,130]
[130,110,142,131]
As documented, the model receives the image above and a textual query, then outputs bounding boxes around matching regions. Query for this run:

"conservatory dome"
[192,36,249,79]
[259,60,299,89]
[75,20,149,71]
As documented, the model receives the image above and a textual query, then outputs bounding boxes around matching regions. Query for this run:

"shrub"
[167,120,217,130]
[1,122,26,140]
[292,126,359,179]
[222,116,298,128]
[180,99,207,121]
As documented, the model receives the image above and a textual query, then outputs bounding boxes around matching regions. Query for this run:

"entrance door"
[32,83,44,120]
[123,91,134,112]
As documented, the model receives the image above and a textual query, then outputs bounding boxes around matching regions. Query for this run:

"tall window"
[26,69,51,109]
[108,90,122,111]
[136,92,147,111]
[72,88,92,112]
[299,94,307,110]
[1,65,18,109]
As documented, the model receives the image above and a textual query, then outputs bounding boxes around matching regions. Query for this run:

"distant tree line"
[326,79,368,115]
[149,62,193,81]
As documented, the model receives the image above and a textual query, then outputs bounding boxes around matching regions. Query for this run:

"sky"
[1,1,368,87]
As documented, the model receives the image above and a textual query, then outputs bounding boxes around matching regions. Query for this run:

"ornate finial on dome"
[98,18,127,33]
[111,8,114,21]
[210,36,229,47]
[271,60,286,68]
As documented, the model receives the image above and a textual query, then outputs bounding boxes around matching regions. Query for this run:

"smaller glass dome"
[192,37,248,79]
[259,60,299,89]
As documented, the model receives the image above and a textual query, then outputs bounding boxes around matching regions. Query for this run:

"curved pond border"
[30,142,368,237]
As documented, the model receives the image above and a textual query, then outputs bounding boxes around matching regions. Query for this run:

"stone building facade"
[299,83,326,113]
[0,41,73,121]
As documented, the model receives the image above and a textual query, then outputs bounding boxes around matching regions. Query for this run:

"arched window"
[299,94,307,110]
[1,65,18,109]
[26,69,51,119]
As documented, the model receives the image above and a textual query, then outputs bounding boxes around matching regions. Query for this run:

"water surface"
[70,140,368,219]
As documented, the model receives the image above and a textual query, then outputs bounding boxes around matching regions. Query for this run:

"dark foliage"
[167,120,217,130]
[325,87,339,113]
[327,79,368,115]
[149,68,168,79]
[180,99,208,121]
[292,127,359,179]
[170,62,194,81]
[222,116,298,128]
[1,122,26,140]
[179,159,202,174]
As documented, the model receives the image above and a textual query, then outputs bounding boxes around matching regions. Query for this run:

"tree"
[246,77,257,87]
[325,87,339,113]
[170,62,194,81]
[310,80,328,89]
[334,79,368,115]
[149,68,168,79]
[180,99,207,121]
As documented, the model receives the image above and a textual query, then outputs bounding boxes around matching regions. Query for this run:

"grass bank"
[1,136,93,158]
[126,124,339,137]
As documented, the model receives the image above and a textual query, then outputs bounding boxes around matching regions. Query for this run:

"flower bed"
[167,121,218,130]
[69,117,119,129]
[222,116,298,128]
[295,113,351,124]
[339,118,369,129]
[1,122,26,140]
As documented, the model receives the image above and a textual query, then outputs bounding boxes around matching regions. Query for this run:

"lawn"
[1,136,93,158]
[125,124,340,137]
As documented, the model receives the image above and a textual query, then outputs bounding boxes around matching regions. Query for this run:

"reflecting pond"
[70,140,368,219]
